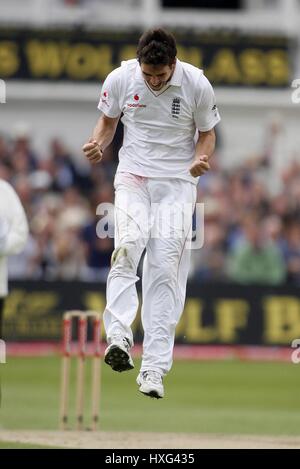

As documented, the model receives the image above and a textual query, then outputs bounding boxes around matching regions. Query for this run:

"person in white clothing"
[0,179,29,339]
[82,29,221,398]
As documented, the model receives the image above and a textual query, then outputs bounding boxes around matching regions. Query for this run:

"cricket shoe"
[104,334,134,372]
[136,370,164,399]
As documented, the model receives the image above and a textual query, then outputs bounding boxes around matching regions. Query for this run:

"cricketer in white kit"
[83,29,220,399]
[0,179,29,339]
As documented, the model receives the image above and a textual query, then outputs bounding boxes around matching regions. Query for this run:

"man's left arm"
[189,129,216,177]
[0,185,29,257]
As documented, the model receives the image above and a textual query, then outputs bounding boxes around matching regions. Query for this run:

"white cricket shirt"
[98,58,221,185]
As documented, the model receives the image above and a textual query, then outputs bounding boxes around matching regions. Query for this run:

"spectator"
[281,217,300,285]
[227,214,286,285]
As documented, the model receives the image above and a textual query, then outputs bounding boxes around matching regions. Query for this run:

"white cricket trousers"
[103,172,197,376]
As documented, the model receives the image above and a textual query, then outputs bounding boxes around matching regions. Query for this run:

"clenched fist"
[82,139,103,164]
[189,155,210,177]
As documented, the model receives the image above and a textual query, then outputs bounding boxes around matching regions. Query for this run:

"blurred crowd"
[0,127,118,282]
[1,121,300,285]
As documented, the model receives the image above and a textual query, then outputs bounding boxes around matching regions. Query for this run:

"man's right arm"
[82,114,120,164]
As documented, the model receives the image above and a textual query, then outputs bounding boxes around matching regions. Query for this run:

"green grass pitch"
[0,356,299,435]
[0,441,63,449]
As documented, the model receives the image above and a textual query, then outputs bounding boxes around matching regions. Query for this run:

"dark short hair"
[137,28,177,66]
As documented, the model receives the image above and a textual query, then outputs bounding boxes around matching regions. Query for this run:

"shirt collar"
[135,62,144,80]
[135,58,183,87]
[170,59,183,86]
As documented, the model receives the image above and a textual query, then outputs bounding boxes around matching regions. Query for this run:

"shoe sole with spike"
[104,344,134,372]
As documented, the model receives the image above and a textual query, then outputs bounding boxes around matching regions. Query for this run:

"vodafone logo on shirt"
[101,90,109,107]
[127,94,147,108]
